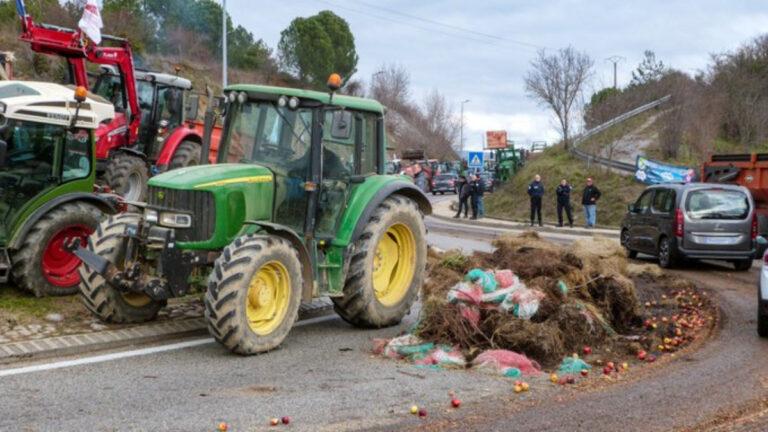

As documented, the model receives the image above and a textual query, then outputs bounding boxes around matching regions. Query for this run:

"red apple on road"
[451,399,461,408]
[580,369,588,377]
[637,350,647,360]
[583,347,592,355]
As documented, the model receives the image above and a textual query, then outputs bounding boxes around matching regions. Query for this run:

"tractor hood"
[148,163,274,190]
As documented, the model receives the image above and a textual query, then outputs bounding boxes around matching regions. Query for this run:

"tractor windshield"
[0,119,91,240]
[221,100,314,232]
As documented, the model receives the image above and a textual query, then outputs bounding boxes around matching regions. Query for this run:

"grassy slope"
[484,145,646,227]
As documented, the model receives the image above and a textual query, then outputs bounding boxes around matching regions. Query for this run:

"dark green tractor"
[73,76,431,354]
[0,82,120,297]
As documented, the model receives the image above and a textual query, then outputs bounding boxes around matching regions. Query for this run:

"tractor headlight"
[159,212,192,228]
[288,97,299,110]
[144,209,159,224]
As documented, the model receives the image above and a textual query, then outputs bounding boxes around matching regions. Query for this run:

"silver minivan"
[621,183,757,270]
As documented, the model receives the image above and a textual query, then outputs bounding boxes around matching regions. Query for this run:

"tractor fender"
[112,146,148,162]
[347,180,432,246]
[243,221,314,302]
[9,194,118,250]
[155,126,203,167]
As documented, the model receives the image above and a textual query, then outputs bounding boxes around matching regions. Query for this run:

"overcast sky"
[223,0,767,151]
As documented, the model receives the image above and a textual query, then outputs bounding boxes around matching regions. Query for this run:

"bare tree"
[525,47,594,150]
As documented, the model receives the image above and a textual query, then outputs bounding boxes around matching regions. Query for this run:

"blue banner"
[15,0,26,17]
[634,156,697,184]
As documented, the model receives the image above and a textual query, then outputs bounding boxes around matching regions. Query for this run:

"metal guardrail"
[571,95,672,173]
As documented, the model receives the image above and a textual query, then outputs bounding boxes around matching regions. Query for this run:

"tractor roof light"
[277,95,288,108]
[74,86,88,102]
[288,96,299,110]
[228,92,237,103]
[237,92,248,104]
[327,73,342,91]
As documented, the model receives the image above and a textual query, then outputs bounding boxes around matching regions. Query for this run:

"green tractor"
[0,81,120,296]
[72,76,431,354]
[494,142,525,183]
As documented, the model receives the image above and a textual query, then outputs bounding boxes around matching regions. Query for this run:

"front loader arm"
[16,0,141,144]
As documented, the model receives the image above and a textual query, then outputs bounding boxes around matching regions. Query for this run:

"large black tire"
[333,195,427,328]
[169,141,202,170]
[205,235,303,355]
[12,202,102,297]
[104,153,149,202]
[621,229,638,259]
[78,213,165,323]
[658,236,678,269]
[733,259,753,271]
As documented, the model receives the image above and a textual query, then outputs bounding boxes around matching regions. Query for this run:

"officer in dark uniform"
[527,174,544,226]
[556,179,574,227]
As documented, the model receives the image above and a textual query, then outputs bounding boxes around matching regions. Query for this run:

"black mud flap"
[0,248,10,283]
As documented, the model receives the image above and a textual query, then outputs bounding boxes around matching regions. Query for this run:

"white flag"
[78,0,103,44]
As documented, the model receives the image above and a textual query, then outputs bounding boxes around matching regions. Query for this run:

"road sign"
[468,151,484,168]
[485,131,507,149]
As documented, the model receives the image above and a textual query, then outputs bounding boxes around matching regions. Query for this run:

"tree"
[278,11,358,89]
[525,47,594,150]
[631,50,666,86]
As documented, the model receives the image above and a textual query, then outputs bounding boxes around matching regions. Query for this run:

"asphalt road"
[1,194,766,431]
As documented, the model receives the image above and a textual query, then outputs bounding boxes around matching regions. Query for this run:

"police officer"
[527,174,544,226]
[556,179,574,227]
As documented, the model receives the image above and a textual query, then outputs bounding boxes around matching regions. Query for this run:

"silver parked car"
[621,183,758,270]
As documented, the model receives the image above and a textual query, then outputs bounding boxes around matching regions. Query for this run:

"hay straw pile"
[418,232,643,366]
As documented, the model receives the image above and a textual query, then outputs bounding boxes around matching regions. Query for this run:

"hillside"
[484,145,646,227]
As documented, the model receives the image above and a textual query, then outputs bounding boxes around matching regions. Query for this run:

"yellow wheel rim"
[121,292,152,307]
[245,261,291,335]
[373,223,416,307]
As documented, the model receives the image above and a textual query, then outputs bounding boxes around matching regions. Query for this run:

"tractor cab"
[0,81,114,287]
[93,67,195,161]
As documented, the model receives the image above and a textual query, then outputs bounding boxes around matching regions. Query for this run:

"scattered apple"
[583,347,592,355]
[646,355,656,363]
[606,362,615,370]
[566,375,575,384]
[418,409,427,418]
[661,317,668,324]
[521,382,530,392]
[449,390,455,397]
[550,374,559,383]
[652,323,658,329]
[514,385,523,393]
[580,369,588,377]
[281,417,290,425]
[637,350,647,360]
[603,367,611,375]
[645,301,651,307]
[410,405,419,415]
[621,362,629,371]
[218,422,228,431]
[270,418,279,426]
[451,398,461,408]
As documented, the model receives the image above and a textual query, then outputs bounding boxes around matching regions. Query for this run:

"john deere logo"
[157,191,165,200]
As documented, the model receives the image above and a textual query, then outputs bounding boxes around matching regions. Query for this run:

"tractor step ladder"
[0,248,10,283]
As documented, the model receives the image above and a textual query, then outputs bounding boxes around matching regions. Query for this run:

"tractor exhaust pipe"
[200,85,216,165]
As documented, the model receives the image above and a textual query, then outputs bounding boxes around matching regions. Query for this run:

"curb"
[0,297,334,365]
[429,213,620,238]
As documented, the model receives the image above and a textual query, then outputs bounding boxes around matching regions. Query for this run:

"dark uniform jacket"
[556,184,572,204]
[527,181,544,197]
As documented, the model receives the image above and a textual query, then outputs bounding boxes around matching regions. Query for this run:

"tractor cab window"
[62,128,92,182]
[93,74,124,111]
[222,100,313,233]
[0,119,74,231]
[156,86,184,129]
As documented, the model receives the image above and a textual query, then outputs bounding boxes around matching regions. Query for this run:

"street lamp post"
[460,99,471,155]
[222,0,228,88]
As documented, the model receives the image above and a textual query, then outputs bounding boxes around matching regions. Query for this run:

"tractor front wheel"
[169,141,202,170]
[205,235,302,355]
[79,214,165,323]
[12,202,101,297]
[333,195,427,328]
[104,153,149,202]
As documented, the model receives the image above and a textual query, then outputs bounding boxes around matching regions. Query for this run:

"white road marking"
[0,314,338,378]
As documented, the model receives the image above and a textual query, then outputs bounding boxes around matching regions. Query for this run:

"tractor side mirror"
[185,94,199,121]
[0,139,7,166]
[330,111,352,139]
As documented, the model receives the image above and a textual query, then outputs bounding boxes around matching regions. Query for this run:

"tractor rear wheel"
[205,235,302,355]
[12,202,101,297]
[169,141,202,170]
[333,195,427,328]
[104,153,149,202]
[78,214,165,323]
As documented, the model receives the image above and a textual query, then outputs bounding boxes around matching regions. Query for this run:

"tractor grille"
[148,186,216,242]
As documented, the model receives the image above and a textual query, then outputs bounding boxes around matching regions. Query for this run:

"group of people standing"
[528,175,601,228]
[454,174,486,220]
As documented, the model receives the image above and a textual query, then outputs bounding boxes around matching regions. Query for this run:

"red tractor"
[16,2,221,201]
